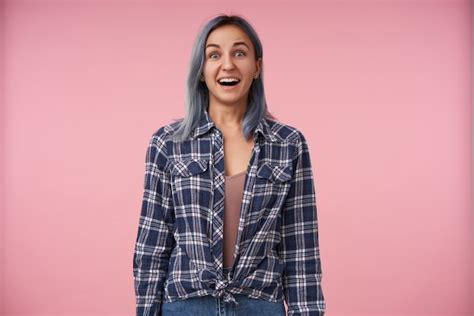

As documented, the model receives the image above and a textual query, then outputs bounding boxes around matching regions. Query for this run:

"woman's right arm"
[133,128,175,316]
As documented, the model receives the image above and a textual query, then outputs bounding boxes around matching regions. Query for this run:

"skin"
[201,24,262,177]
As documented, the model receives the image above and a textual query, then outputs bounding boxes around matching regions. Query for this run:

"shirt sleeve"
[279,131,326,316]
[133,129,176,316]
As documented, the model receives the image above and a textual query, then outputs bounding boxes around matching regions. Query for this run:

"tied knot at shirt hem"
[212,287,239,306]
[197,268,240,306]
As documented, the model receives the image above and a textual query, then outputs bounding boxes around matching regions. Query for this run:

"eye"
[207,50,247,59]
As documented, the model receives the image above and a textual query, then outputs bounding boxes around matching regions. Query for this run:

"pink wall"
[2,1,472,315]
[1,0,5,313]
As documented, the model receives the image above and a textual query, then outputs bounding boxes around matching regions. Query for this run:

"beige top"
[223,170,246,269]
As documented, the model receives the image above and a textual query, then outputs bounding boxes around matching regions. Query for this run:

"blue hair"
[171,13,277,142]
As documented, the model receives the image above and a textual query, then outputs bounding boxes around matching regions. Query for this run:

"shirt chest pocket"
[170,158,209,178]
[169,158,212,210]
[251,162,293,218]
[256,162,293,183]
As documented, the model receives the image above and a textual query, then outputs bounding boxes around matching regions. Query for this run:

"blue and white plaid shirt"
[133,110,326,315]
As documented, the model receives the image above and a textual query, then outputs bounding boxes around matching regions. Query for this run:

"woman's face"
[202,24,261,107]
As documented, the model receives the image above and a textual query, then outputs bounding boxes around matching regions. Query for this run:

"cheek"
[241,64,257,78]
[202,64,213,77]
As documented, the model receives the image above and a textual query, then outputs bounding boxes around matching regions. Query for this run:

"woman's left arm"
[278,130,326,316]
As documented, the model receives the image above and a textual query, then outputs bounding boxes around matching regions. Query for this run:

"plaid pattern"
[133,110,326,315]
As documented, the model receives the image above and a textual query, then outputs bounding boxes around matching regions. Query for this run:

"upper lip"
[217,77,241,81]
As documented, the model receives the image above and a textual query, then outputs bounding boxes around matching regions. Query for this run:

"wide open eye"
[208,50,246,59]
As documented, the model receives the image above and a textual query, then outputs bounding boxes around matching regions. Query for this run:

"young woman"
[133,14,326,316]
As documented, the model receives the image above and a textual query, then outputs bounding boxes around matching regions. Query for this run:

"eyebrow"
[205,41,250,50]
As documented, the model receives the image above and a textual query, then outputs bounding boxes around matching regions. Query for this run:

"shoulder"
[149,118,183,144]
[145,119,183,167]
[265,117,307,145]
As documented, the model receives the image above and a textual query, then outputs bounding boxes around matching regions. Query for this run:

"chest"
[165,135,296,208]
[222,133,254,177]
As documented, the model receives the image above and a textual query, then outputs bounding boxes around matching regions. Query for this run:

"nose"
[221,53,236,71]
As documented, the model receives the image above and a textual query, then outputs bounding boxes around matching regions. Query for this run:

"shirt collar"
[191,109,277,142]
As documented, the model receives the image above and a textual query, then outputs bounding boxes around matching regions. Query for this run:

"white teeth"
[218,78,240,83]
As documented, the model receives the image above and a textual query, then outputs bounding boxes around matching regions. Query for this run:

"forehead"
[205,24,252,48]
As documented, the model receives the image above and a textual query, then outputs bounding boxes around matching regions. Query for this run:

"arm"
[133,129,175,316]
[279,131,326,316]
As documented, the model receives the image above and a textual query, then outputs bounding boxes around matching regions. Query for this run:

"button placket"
[210,128,226,276]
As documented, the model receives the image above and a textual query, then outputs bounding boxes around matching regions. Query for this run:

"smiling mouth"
[217,81,241,91]
[217,79,241,87]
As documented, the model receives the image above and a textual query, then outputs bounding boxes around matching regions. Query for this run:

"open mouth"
[217,78,241,87]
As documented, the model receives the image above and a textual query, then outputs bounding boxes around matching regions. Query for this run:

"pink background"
[1,1,472,315]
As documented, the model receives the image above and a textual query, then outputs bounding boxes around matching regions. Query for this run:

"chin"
[217,95,244,104]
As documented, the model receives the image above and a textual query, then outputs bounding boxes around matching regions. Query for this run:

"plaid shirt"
[133,110,326,315]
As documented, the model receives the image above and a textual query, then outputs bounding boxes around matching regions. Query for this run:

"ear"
[256,57,262,75]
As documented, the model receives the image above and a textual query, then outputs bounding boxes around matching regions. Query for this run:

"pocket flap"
[170,158,209,177]
[256,162,293,182]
